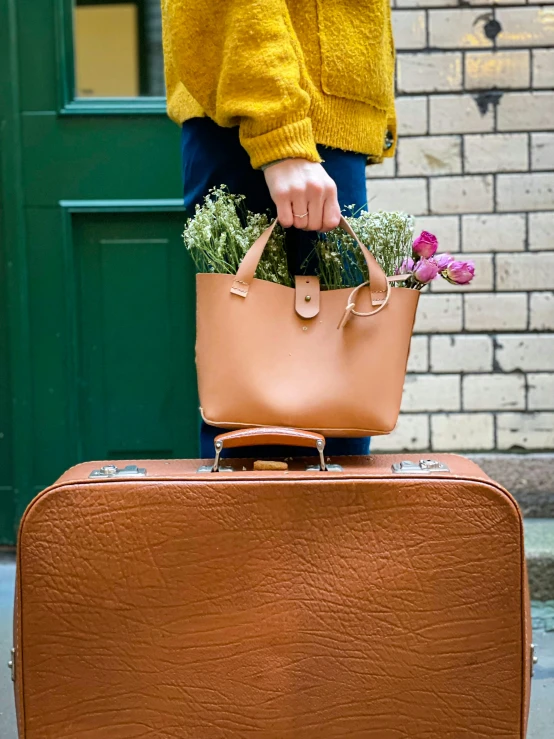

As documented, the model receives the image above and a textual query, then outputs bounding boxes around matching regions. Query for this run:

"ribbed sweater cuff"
[241,118,322,170]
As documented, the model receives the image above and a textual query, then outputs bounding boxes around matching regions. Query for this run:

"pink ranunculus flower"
[397,256,414,274]
[412,231,438,259]
[434,252,454,271]
[443,259,475,285]
[413,258,439,284]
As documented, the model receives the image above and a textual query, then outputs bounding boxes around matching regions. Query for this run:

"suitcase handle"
[211,427,327,471]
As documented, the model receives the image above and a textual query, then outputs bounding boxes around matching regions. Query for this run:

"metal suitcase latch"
[8,648,15,682]
[392,459,450,474]
[89,464,147,479]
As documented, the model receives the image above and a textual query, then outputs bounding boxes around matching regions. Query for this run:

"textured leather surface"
[215,427,325,450]
[197,276,419,436]
[14,454,531,738]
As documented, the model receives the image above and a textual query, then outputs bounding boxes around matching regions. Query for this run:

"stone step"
[525,518,554,601]
[470,453,554,517]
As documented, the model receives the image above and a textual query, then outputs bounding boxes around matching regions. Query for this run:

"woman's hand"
[263,159,342,232]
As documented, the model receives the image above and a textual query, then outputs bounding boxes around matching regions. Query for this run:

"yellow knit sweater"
[161,1,396,169]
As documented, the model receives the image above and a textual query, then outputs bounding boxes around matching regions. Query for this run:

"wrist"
[260,158,291,172]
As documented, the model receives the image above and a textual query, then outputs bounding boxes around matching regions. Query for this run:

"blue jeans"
[181,117,371,458]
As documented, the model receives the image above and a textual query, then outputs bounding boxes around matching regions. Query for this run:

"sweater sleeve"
[162,0,321,169]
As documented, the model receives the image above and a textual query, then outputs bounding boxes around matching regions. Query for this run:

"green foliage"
[183,188,415,289]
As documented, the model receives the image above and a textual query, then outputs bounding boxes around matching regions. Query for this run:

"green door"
[0,0,198,545]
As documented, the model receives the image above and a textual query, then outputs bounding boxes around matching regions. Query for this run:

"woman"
[161,0,397,457]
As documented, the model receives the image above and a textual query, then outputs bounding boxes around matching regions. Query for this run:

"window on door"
[73,0,164,97]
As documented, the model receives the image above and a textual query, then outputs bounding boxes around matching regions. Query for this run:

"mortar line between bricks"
[425,8,430,50]
[425,93,430,136]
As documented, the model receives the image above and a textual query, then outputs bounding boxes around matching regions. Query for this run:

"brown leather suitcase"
[12,429,532,738]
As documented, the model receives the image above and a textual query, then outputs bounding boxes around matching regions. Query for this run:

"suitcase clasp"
[392,459,450,474]
[89,464,147,478]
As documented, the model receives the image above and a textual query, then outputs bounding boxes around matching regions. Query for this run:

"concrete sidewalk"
[1,557,553,737]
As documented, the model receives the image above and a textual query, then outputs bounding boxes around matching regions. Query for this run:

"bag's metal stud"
[305,295,311,302]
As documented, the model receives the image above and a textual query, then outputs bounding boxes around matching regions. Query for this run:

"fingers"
[263,159,342,232]
[321,190,342,232]
[305,186,324,232]
[275,194,294,228]
[291,193,309,230]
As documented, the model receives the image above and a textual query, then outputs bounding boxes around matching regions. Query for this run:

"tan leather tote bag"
[196,216,419,437]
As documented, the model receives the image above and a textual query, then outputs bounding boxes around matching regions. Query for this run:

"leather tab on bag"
[295,276,320,319]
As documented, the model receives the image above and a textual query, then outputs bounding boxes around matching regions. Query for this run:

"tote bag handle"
[230,215,389,308]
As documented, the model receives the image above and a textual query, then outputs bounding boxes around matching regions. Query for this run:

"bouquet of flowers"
[183,186,475,290]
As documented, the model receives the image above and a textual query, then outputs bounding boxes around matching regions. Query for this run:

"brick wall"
[370,1,554,453]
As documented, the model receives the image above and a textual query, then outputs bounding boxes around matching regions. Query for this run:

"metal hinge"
[392,459,450,474]
[89,464,147,479]
[531,643,538,677]
[8,648,15,682]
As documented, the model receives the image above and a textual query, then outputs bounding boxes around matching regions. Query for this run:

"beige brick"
[407,336,429,373]
[465,293,527,331]
[430,175,493,215]
[464,133,529,174]
[370,414,430,452]
[528,374,554,410]
[463,374,525,411]
[428,9,492,49]
[496,8,554,48]
[497,92,554,132]
[396,0,457,8]
[430,94,494,134]
[430,335,494,373]
[531,133,554,172]
[414,294,463,333]
[466,0,530,5]
[366,178,428,215]
[431,413,494,451]
[392,10,426,50]
[415,215,460,253]
[397,136,462,176]
[533,49,554,89]
[430,253,493,292]
[462,214,525,252]
[497,173,554,213]
[397,53,463,93]
[465,51,530,91]
[495,334,554,372]
[366,158,395,179]
[530,292,554,331]
[402,374,460,412]
[497,253,554,291]
[497,412,554,450]
[529,213,554,251]
[395,96,428,136]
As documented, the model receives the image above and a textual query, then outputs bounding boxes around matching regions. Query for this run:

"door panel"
[0,209,15,545]
[75,212,197,460]
[1,0,198,543]
[22,115,181,205]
